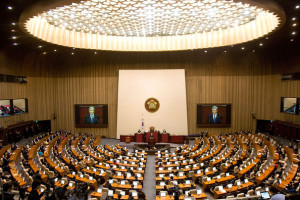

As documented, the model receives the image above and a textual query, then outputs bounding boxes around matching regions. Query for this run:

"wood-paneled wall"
[0,47,299,137]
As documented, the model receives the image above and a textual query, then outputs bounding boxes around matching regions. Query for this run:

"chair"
[189,189,197,195]
[112,179,118,184]
[115,189,122,195]
[234,179,241,186]
[39,184,47,192]
[255,187,262,193]
[246,189,254,196]
[188,171,194,178]
[102,188,109,194]
[129,190,137,196]
[249,172,255,180]
[234,166,239,174]
[237,193,245,197]
[48,171,55,178]
[226,196,235,199]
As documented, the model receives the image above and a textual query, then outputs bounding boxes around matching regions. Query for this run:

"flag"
[141,114,144,132]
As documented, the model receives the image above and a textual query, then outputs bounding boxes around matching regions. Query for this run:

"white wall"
[117,69,188,139]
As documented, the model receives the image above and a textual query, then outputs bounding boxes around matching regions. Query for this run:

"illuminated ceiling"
[21,0,285,51]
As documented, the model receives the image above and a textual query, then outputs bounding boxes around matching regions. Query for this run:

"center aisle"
[143,155,156,200]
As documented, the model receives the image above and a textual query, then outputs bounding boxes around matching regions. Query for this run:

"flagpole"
[142,113,144,133]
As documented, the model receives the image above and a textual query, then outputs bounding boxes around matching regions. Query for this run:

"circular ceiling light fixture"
[20,0,285,51]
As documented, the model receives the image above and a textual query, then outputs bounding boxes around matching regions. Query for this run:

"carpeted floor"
[142,155,156,200]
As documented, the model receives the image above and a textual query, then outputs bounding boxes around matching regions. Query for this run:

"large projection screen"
[117,69,188,139]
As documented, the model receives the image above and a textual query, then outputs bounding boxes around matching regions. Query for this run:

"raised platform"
[133,143,170,155]
[119,142,182,149]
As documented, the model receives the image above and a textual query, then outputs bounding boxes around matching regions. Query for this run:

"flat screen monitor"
[0,99,13,117]
[75,104,108,127]
[12,98,28,114]
[281,97,297,114]
[261,192,270,199]
[197,104,231,127]
[298,98,300,115]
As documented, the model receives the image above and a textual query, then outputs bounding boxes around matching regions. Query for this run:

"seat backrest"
[226,195,235,199]
[237,193,245,197]
[255,187,262,192]
[247,190,254,196]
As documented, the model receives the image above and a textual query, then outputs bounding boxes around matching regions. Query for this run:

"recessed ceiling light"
[11,22,16,26]
[290,39,294,42]
[54,49,57,52]
[12,36,17,39]
[265,37,269,39]
[43,52,47,54]
[296,5,300,9]
[224,50,227,53]
[259,43,263,46]
[12,43,18,46]
[252,50,255,52]
[292,32,296,35]
[292,23,297,27]
[94,52,97,55]
[204,50,207,53]
[7,6,13,10]
[241,47,245,50]
[38,45,43,48]
[292,17,296,21]
[11,30,15,32]
[71,52,74,55]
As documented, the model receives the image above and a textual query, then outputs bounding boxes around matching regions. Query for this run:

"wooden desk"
[213,181,254,199]
[91,192,139,199]
[202,175,235,191]
[111,183,142,191]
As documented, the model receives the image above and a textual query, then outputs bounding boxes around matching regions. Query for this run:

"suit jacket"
[206,113,222,124]
[84,114,100,124]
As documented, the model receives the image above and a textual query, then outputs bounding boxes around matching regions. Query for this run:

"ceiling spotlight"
[296,5,300,9]
[71,52,74,55]
[290,39,294,42]
[54,49,57,52]
[292,17,296,21]
[94,52,97,55]
[12,43,18,46]
[43,52,47,55]
[38,45,43,48]
[292,32,296,35]
[224,50,227,53]
[7,6,13,10]
[11,30,15,32]
[11,22,16,26]
[241,47,245,50]
[292,23,297,27]
[204,50,207,53]
[265,37,269,39]
[12,36,17,39]
[259,43,263,46]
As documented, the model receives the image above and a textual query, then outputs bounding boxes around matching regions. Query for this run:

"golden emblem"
[145,98,160,113]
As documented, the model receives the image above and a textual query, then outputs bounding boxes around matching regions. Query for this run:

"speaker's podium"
[148,135,156,146]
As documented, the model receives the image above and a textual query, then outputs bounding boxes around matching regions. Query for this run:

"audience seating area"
[0,131,300,200]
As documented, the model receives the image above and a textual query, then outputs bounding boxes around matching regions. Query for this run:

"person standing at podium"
[206,106,222,124]
[84,106,100,124]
